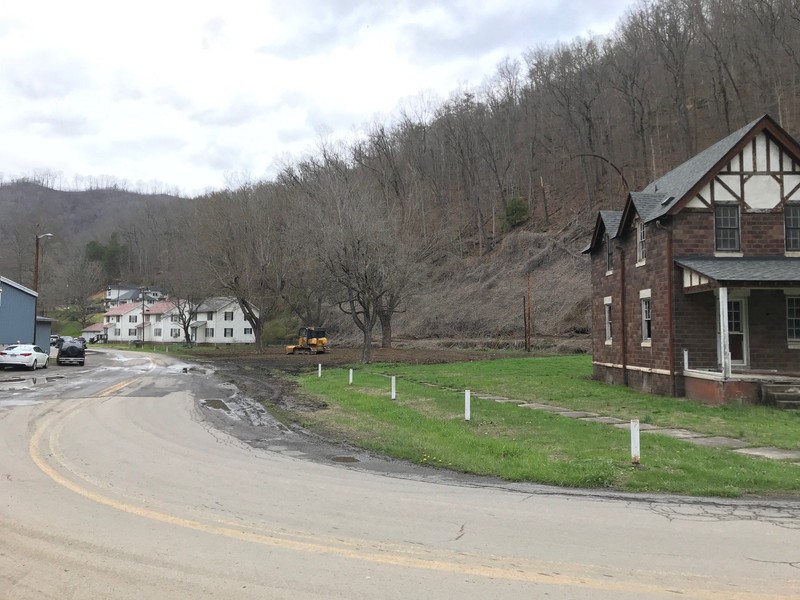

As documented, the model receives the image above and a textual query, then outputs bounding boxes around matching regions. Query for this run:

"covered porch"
[676,257,800,405]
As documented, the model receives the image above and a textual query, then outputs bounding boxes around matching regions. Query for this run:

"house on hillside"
[584,114,800,405]
[141,301,176,343]
[105,285,166,309]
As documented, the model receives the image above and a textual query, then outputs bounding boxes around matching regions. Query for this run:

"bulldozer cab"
[288,327,328,354]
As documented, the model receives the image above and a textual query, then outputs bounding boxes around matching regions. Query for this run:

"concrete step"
[775,399,800,410]
[761,385,800,408]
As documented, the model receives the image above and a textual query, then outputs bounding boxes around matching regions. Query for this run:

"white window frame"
[635,219,646,265]
[605,234,614,274]
[603,296,612,344]
[244,327,253,335]
[224,328,233,337]
[153,328,162,337]
[128,328,137,336]
[224,311,234,321]
[205,327,214,337]
[640,289,652,346]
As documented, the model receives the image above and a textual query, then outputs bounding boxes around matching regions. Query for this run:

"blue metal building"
[0,275,50,346]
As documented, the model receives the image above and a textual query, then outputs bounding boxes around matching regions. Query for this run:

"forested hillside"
[2,0,799,352]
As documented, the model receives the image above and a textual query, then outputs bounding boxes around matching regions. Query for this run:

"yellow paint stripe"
[26,411,795,599]
[95,377,140,397]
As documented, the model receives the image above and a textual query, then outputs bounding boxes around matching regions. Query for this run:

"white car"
[0,344,50,370]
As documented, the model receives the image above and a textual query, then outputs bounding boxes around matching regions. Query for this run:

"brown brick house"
[584,115,800,404]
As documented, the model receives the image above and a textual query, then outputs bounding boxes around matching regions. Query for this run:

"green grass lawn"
[295,356,800,497]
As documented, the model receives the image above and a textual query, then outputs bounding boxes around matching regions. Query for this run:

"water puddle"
[201,398,230,412]
[331,456,359,463]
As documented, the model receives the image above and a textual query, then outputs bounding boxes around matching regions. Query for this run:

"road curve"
[0,352,798,599]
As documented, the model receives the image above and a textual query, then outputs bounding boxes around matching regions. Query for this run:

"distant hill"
[0,180,187,241]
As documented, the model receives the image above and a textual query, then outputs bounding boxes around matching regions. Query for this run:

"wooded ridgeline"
[3,0,800,350]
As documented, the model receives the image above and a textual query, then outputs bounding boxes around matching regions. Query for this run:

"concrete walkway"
[473,394,800,466]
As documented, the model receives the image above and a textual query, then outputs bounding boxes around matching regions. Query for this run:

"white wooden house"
[102,303,144,343]
[103,296,257,345]
[185,297,256,345]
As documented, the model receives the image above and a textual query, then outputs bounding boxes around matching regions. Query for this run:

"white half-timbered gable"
[686,131,800,210]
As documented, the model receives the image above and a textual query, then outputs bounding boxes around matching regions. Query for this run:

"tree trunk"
[360,327,373,363]
[379,313,392,349]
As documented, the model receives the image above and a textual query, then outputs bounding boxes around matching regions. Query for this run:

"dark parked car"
[57,341,85,366]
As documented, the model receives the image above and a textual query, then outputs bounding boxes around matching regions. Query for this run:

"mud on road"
[193,345,533,482]
[201,345,528,414]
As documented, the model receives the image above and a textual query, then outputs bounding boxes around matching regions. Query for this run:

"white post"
[465,390,471,421]
[683,348,688,370]
[349,368,353,385]
[318,363,322,377]
[391,376,396,400]
[718,287,731,379]
[631,419,640,465]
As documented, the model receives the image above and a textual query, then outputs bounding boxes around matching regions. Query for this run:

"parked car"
[50,335,59,346]
[57,341,85,366]
[76,336,87,347]
[55,336,74,349]
[0,344,50,370]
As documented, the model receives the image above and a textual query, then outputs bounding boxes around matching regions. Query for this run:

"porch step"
[775,398,800,410]
[761,384,800,409]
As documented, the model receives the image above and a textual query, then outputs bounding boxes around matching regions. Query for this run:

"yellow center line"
[25,397,796,599]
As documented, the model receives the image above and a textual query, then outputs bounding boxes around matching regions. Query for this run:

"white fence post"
[349,368,353,385]
[318,363,322,377]
[631,419,640,465]
[465,390,471,421]
[391,376,396,400]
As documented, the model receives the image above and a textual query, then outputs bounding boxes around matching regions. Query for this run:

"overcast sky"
[0,0,636,196]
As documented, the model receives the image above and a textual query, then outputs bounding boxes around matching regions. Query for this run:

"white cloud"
[0,0,635,196]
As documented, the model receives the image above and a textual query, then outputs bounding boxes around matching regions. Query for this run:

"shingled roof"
[675,257,800,285]
[638,117,762,221]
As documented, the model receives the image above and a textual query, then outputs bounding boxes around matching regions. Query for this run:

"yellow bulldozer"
[286,326,329,354]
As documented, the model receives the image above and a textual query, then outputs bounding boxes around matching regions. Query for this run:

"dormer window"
[715,204,740,251]
[636,219,646,264]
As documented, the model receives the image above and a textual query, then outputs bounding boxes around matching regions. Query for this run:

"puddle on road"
[331,456,360,463]
[201,398,230,412]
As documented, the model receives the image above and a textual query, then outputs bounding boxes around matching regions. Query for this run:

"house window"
[170,328,180,337]
[788,297,800,344]
[116,316,120,322]
[640,289,652,344]
[205,328,214,337]
[128,328,137,336]
[155,315,162,322]
[244,327,253,335]
[154,328,162,337]
[785,204,800,251]
[715,204,740,251]
[224,328,233,337]
[171,315,179,322]
[636,219,646,264]
[605,234,614,273]
[603,297,612,343]
[207,312,214,320]
[114,328,120,336]
[129,315,138,323]
[224,311,234,321]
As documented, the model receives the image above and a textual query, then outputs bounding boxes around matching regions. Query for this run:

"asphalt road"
[0,349,798,599]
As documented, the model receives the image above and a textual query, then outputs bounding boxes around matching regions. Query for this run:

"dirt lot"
[193,344,532,414]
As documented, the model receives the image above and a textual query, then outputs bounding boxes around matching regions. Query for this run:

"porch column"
[718,286,731,378]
